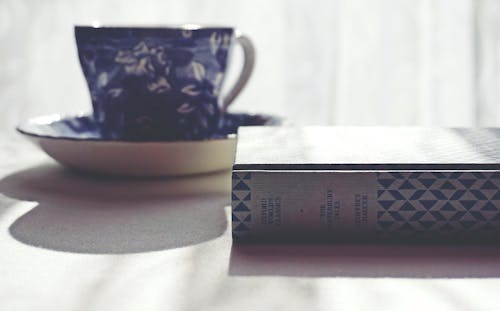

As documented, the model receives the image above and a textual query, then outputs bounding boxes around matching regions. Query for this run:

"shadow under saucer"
[0,164,230,254]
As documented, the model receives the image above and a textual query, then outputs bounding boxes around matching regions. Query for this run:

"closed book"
[231,127,500,242]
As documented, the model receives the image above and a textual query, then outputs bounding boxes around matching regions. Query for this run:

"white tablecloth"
[1,133,500,311]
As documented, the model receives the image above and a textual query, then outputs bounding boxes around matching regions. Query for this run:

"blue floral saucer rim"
[17,112,282,143]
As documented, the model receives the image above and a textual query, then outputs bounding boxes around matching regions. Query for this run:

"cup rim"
[74,24,235,31]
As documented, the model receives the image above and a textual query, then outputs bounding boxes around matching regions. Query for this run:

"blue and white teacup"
[75,25,255,141]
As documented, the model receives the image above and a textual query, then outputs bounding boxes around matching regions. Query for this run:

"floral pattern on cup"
[75,26,236,141]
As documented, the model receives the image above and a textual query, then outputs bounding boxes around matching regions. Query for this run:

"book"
[231,126,500,242]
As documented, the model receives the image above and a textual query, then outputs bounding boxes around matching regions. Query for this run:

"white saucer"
[17,113,280,177]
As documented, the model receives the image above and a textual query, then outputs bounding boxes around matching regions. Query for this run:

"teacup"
[75,25,255,141]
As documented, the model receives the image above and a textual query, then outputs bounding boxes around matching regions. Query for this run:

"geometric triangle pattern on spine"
[376,171,500,239]
[232,172,252,240]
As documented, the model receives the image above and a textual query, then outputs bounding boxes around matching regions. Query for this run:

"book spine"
[231,170,500,242]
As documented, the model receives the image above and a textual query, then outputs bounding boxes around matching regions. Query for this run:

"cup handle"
[221,33,255,113]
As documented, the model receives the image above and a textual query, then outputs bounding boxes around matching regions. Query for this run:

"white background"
[2,2,500,310]
[2,0,500,131]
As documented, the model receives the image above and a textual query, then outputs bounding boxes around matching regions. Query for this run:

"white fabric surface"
[1,135,500,311]
[1,0,500,130]
[3,2,500,310]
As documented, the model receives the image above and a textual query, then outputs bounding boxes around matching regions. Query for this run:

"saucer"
[17,113,280,176]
